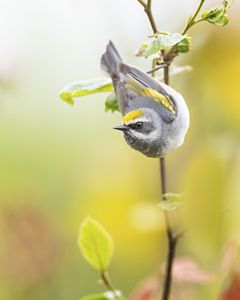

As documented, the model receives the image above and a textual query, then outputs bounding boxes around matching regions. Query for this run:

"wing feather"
[120,64,177,123]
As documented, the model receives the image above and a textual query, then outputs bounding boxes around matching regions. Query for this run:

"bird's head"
[114,109,162,156]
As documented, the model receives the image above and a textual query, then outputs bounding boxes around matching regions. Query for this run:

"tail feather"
[101,41,127,113]
[101,41,122,75]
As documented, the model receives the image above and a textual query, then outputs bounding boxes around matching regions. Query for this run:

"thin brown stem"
[137,0,158,33]
[163,65,169,85]
[160,157,167,196]
[147,63,167,74]
[145,0,158,33]
[161,229,177,300]
[137,0,146,8]
[160,158,178,300]
[152,47,177,300]
[136,1,180,299]
[160,58,178,300]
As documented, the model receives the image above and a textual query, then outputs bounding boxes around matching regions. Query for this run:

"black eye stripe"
[128,122,143,130]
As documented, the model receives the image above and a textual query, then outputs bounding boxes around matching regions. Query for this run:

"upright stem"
[137,0,158,33]
[161,227,177,300]
[100,271,114,290]
[181,0,206,35]
[136,1,179,299]
[163,64,169,86]
[158,0,207,294]
[145,0,158,34]
[164,0,206,62]
[160,64,178,300]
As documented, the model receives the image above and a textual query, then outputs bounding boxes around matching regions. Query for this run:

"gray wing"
[101,42,178,121]
[118,63,178,123]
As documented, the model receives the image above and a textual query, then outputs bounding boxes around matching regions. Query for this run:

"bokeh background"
[0,0,239,299]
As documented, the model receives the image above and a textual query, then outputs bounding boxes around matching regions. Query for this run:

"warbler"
[101,41,190,158]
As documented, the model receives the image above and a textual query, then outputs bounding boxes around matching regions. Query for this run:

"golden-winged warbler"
[101,41,190,158]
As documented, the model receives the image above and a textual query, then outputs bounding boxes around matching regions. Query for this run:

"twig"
[137,0,158,33]
[100,270,122,299]
[137,0,146,7]
[100,270,115,292]
[163,64,169,85]
[181,0,206,35]
[161,228,178,300]
[147,63,167,74]
[101,270,128,300]
[159,145,177,300]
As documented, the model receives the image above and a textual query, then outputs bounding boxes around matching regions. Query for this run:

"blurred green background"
[0,0,239,299]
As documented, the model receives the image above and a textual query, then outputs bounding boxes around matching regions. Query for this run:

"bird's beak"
[113,124,128,131]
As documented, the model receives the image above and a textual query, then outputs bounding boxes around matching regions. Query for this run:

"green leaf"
[78,217,114,271]
[59,79,114,105]
[105,92,119,113]
[201,8,224,23]
[145,33,186,58]
[158,193,183,211]
[174,37,191,54]
[214,14,229,26]
[80,291,122,300]
[201,5,229,26]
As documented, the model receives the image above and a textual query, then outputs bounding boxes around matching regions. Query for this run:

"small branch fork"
[164,0,206,62]
[181,0,206,35]
[137,0,158,33]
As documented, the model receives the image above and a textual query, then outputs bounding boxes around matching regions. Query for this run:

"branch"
[136,1,177,297]
[161,228,178,300]
[137,0,146,7]
[159,155,177,300]
[136,1,196,299]
[137,0,158,33]
[163,64,169,85]
[147,63,167,74]
[181,0,206,35]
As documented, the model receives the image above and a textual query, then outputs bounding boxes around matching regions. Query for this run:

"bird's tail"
[101,41,122,76]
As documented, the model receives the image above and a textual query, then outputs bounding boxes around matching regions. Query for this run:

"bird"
[101,41,190,158]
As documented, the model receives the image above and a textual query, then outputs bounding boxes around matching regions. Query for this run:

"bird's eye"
[128,122,143,130]
[135,122,143,129]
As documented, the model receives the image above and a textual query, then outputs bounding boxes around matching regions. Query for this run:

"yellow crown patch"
[122,110,144,124]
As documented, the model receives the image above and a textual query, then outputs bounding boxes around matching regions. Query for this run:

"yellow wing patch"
[122,110,144,124]
[126,75,175,114]
[140,88,175,114]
